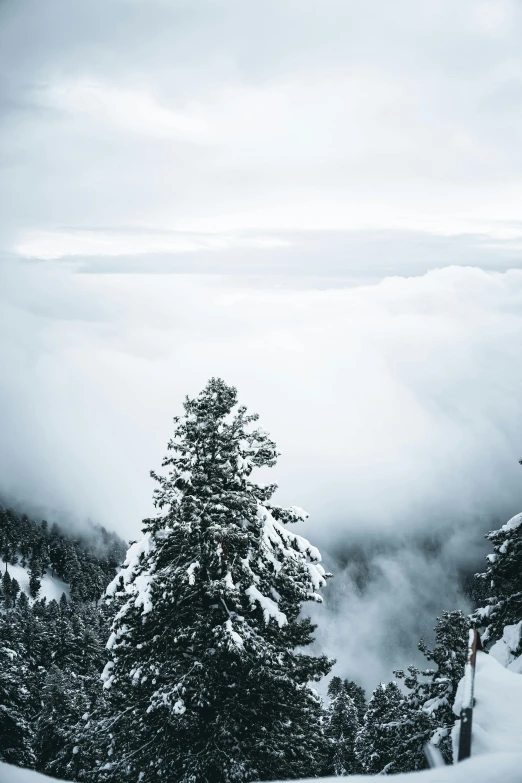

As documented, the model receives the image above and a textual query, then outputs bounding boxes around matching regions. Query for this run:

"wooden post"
[457,629,482,762]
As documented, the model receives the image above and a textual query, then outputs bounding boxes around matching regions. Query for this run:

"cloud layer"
[3,0,522,688]
[2,261,522,684]
[3,0,522,254]
[3,262,522,534]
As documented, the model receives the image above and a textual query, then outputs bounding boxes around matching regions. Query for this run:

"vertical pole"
[457,629,482,762]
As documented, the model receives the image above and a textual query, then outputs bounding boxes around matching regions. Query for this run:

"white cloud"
[15,228,290,260]
[471,0,513,35]
[2,261,521,534]
[44,81,205,139]
[3,1,522,242]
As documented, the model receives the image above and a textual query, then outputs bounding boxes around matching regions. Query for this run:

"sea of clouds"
[2,259,522,689]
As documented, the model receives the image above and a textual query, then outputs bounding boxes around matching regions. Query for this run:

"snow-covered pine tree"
[99,378,333,783]
[325,677,360,776]
[0,507,18,570]
[1,571,20,610]
[354,681,406,775]
[0,643,34,769]
[344,679,366,724]
[327,676,344,698]
[473,506,522,656]
[34,664,89,778]
[28,555,42,599]
[394,610,470,765]
[1,570,13,609]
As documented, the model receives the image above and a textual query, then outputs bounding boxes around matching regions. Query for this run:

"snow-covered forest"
[2,379,522,782]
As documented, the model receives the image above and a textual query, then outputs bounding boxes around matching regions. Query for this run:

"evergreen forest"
[1,379,521,781]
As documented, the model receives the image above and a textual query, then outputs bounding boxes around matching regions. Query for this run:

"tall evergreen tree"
[355,681,407,775]
[0,508,18,570]
[0,644,34,768]
[53,594,77,670]
[394,610,469,765]
[28,554,42,599]
[34,665,88,777]
[344,679,366,724]
[325,678,360,776]
[98,378,333,783]
[9,576,21,606]
[1,570,12,609]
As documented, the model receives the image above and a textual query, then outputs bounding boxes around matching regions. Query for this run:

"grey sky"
[2,0,522,265]
[2,0,522,687]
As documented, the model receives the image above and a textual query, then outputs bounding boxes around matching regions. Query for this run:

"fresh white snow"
[186,561,200,586]
[489,622,522,673]
[258,505,326,603]
[459,630,475,711]
[288,506,309,521]
[500,511,522,532]
[453,650,522,757]
[105,532,154,617]
[225,617,244,648]
[2,561,70,603]
[105,533,154,600]
[3,754,522,783]
[245,584,287,627]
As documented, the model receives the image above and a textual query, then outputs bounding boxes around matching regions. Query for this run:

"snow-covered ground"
[2,754,522,783]
[453,650,522,757]
[3,561,70,602]
[489,622,522,674]
[0,765,60,783]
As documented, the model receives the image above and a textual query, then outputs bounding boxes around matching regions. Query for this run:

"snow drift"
[2,754,522,783]
[453,650,522,757]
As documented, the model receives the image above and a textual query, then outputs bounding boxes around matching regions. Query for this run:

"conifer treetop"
[150,377,282,512]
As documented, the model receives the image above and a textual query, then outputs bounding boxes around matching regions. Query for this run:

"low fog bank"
[311,524,493,694]
[1,259,522,686]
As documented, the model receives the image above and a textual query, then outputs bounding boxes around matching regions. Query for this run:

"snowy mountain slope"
[453,651,522,757]
[2,754,522,783]
[3,561,70,602]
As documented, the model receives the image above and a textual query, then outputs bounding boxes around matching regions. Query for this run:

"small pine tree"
[327,675,344,698]
[1,570,20,607]
[355,682,406,775]
[325,678,360,775]
[344,679,366,724]
[53,594,77,669]
[65,548,85,601]
[10,577,20,604]
[1,570,12,609]
[99,378,333,783]
[395,610,470,764]
[0,508,18,570]
[29,555,42,599]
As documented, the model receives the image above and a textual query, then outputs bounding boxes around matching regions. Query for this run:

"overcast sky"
[2,0,522,689]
